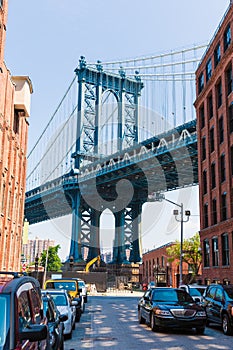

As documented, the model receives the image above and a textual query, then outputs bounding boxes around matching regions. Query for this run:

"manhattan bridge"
[25,43,206,264]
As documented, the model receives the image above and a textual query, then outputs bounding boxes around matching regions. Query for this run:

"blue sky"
[5,1,230,260]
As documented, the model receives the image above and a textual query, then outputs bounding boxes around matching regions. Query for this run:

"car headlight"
[196,311,206,317]
[155,309,172,316]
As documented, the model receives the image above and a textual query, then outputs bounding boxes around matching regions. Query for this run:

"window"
[203,239,210,267]
[216,80,222,108]
[206,58,212,82]
[198,73,204,93]
[220,154,226,182]
[212,237,219,267]
[1,183,5,212]
[224,24,231,51]
[214,43,221,67]
[208,94,213,119]
[212,198,217,225]
[204,203,208,228]
[13,110,20,134]
[199,104,205,128]
[219,116,224,143]
[221,192,227,221]
[210,127,215,152]
[211,162,216,189]
[202,137,206,160]
[226,64,232,95]
[203,170,207,194]
[229,103,233,133]
[222,233,229,266]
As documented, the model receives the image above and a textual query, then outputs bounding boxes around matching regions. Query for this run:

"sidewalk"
[89,288,144,297]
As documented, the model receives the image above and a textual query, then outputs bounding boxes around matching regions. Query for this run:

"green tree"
[166,233,202,283]
[40,245,62,272]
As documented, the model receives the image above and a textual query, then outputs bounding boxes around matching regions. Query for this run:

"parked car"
[43,289,77,339]
[0,271,48,350]
[138,287,207,334]
[42,291,68,349]
[179,284,207,303]
[72,277,87,304]
[202,283,233,335]
[44,278,82,321]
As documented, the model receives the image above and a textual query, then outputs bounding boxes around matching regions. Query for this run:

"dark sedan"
[138,287,207,334]
[42,292,68,350]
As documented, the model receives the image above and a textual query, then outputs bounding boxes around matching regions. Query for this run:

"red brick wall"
[0,0,30,272]
[139,243,191,288]
[195,3,233,285]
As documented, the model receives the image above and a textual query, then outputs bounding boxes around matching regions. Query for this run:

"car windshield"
[78,281,85,287]
[152,289,193,303]
[0,295,10,350]
[224,286,233,299]
[47,281,76,291]
[50,294,68,306]
[189,288,202,297]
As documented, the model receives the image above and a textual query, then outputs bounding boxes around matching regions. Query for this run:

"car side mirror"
[59,314,68,322]
[20,324,47,342]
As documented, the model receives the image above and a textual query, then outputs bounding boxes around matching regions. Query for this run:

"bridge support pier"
[87,209,101,261]
[113,210,127,264]
[69,191,83,262]
[129,203,142,263]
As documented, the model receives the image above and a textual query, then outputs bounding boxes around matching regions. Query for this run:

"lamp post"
[35,254,39,279]
[69,255,74,272]
[148,192,190,287]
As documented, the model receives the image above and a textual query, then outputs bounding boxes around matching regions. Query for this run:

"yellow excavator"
[85,255,101,272]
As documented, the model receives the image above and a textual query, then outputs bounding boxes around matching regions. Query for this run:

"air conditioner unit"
[12,76,33,117]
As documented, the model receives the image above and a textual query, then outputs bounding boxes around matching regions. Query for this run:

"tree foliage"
[166,233,202,281]
[40,245,62,272]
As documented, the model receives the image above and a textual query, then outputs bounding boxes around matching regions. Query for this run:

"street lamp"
[148,192,190,286]
[35,254,39,279]
[69,255,74,271]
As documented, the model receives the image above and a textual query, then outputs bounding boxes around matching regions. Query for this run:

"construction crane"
[85,255,101,272]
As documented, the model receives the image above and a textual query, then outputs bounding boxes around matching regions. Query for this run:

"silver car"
[43,289,77,339]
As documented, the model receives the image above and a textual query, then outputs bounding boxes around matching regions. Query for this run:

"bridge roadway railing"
[25,131,197,200]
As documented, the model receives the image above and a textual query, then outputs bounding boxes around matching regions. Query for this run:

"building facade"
[140,243,192,288]
[0,0,33,271]
[22,238,55,265]
[195,2,233,284]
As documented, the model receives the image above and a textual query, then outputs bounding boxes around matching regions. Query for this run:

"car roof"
[0,273,40,294]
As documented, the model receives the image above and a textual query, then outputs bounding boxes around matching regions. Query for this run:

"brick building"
[195,2,233,284]
[0,1,33,271]
[140,243,192,288]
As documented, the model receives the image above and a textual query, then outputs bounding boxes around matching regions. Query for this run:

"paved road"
[65,293,233,350]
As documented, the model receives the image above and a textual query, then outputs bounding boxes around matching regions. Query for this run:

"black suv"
[0,271,48,349]
[202,283,233,335]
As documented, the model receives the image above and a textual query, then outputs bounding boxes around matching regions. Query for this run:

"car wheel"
[196,327,205,335]
[222,314,233,335]
[138,308,145,324]
[65,331,72,340]
[76,309,81,322]
[59,335,64,350]
[150,313,158,332]
[82,302,85,313]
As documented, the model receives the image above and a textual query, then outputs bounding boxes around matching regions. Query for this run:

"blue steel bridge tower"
[68,56,144,263]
